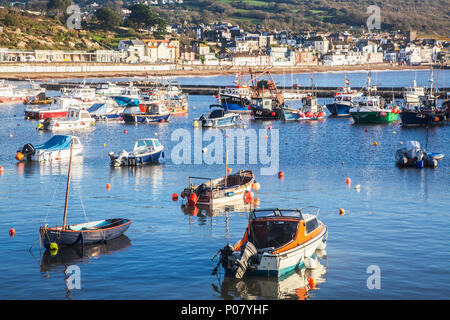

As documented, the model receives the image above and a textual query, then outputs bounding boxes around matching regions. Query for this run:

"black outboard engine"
[235,241,257,279]
[127,152,136,166]
[21,143,35,161]
[42,118,52,130]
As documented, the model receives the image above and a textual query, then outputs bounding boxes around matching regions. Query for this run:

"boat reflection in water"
[181,202,254,217]
[213,249,327,300]
[40,235,131,273]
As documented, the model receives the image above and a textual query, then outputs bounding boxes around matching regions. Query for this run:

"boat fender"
[304,256,318,269]
[235,241,257,279]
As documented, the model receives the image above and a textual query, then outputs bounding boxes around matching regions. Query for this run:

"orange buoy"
[373,141,378,146]
[172,193,178,201]
[124,129,127,134]
[339,208,345,216]
[243,191,254,204]
[346,177,351,184]
[227,167,232,173]
[264,135,269,139]
[341,161,344,165]
[252,182,261,191]
[188,193,198,206]
[9,228,15,237]
[15,152,24,161]
[278,171,284,178]
[307,277,316,289]
[180,191,185,199]
[253,197,260,206]
[160,119,165,123]
[106,183,111,190]
[434,117,440,122]
[0,166,3,174]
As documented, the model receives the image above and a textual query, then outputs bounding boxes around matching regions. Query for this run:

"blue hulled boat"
[122,103,170,123]
[112,85,141,107]
[400,95,447,126]
[108,138,164,167]
[218,73,252,113]
[195,105,241,127]
[326,79,362,116]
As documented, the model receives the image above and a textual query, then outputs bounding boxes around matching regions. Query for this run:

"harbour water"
[0,70,449,300]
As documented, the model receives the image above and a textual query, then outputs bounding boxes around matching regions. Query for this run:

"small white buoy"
[354,184,361,190]
[304,256,317,269]
[202,147,207,153]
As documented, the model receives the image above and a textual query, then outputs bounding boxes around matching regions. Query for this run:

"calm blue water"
[0,71,449,300]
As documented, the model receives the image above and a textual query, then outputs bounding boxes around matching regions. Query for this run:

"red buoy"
[106,183,111,190]
[124,129,127,134]
[188,193,198,206]
[9,228,15,237]
[278,171,284,178]
[180,191,185,199]
[172,193,179,201]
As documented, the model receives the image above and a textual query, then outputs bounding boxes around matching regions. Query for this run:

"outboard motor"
[235,241,257,279]
[108,152,121,167]
[21,143,35,161]
[42,118,52,130]
[127,152,136,166]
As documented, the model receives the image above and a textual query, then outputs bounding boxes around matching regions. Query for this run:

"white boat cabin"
[133,138,162,154]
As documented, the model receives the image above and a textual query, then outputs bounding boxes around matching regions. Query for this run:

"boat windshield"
[251,209,303,219]
[248,219,298,249]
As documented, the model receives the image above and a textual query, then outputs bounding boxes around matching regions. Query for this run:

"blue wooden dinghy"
[39,141,131,249]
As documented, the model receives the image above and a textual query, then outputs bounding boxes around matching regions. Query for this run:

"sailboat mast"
[62,140,74,230]
[224,150,228,188]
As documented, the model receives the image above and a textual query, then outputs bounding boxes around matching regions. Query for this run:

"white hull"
[32,146,83,162]
[48,120,95,131]
[197,184,253,206]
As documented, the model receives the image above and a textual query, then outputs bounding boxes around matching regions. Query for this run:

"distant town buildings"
[0,10,448,69]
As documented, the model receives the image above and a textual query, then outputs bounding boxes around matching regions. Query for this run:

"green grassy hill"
[153,0,450,35]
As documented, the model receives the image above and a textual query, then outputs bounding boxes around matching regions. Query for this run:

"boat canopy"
[209,109,226,119]
[34,135,73,151]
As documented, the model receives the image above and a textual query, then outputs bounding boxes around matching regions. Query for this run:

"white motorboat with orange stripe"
[214,207,327,278]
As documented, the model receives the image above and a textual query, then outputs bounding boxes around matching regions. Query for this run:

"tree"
[127,4,162,31]
[47,0,72,16]
[94,7,122,29]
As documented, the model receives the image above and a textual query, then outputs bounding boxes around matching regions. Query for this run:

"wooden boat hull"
[40,219,132,248]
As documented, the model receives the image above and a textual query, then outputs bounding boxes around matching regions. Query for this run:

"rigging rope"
[43,173,64,224]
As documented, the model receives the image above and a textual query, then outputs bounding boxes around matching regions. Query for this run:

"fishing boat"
[213,207,328,278]
[95,82,124,97]
[400,95,447,126]
[218,73,252,113]
[112,85,141,107]
[108,138,164,167]
[403,79,426,106]
[15,135,82,162]
[282,94,326,121]
[249,70,286,120]
[25,91,53,105]
[0,81,34,103]
[122,102,170,123]
[39,141,131,249]
[87,98,124,121]
[166,80,189,115]
[395,140,444,168]
[183,169,254,207]
[24,97,83,120]
[325,78,363,116]
[38,107,95,131]
[194,105,241,128]
[350,96,399,124]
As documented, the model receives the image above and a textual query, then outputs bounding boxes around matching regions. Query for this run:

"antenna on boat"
[62,139,74,231]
